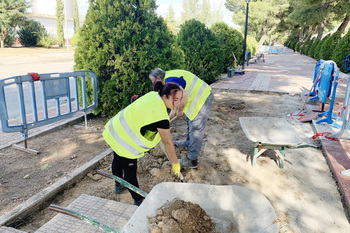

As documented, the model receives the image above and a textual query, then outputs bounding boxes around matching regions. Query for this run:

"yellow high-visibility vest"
[102,92,169,159]
[165,70,211,120]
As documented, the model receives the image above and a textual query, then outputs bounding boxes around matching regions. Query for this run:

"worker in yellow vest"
[102,82,183,206]
[149,68,214,169]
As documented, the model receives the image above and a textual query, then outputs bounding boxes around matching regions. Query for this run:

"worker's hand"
[177,110,184,118]
[171,162,181,178]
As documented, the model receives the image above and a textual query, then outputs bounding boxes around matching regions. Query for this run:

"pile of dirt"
[148,198,216,233]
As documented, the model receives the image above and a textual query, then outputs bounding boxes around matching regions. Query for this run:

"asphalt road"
[0,47,75,118]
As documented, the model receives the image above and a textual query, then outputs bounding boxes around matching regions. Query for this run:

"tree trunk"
[0,29,6,48]
[317,18,325,40]
[258,19,268,48]
[304,26,314,42]
[337,15,350,34]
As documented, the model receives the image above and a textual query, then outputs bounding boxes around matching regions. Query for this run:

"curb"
[0,148,113,227]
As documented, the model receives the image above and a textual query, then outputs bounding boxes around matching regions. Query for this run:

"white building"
[27,0,88,39]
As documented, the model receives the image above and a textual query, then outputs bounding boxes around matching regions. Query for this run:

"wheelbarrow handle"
[96,170,148,198]
[49,204,120,233]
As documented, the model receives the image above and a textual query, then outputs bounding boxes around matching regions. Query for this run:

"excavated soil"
[148,198,216,233]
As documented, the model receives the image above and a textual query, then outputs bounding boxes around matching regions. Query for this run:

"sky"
[155,0,235,28]
[77,0,235,27]
[29,0,235,28]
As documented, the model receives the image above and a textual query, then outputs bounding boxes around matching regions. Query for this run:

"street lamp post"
[242,0,250,70]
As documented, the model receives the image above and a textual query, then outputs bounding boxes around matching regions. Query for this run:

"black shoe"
[114,184,126,194]
[134,198,144,206]
[179,157,198,168]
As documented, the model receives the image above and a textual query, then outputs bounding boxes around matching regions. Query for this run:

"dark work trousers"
[111,152,144,202]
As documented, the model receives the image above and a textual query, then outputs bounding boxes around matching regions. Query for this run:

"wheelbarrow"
[239,117,318,168]
[49,172,279,233]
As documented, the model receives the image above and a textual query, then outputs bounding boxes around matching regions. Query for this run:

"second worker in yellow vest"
[149,68,214,168]
[102,82,183,206]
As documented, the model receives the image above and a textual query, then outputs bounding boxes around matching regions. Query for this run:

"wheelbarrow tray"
[123,182,279,233]
[239,117,302,146]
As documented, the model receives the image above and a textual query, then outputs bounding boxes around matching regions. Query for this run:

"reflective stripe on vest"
[108,109,152,156]
[186,77,207,117]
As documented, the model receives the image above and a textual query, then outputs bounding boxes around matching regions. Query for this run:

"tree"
[177,19,224,84]
[181,0,223,28]
[164,4,177,34]
[0,0,28,48]
[225,0,288,48]
[211,22,243,71]
[73,0,80,33]
[74,0,184,116]
[56,0,64,46]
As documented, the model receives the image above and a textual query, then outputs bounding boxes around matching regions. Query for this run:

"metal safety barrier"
[330,54,350,139]
[0,71,98,146]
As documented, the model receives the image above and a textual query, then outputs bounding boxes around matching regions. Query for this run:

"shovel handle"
[49,204,120,233]
[96,170,148,198]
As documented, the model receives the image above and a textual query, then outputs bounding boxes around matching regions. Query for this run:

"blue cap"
[165,76,186,89]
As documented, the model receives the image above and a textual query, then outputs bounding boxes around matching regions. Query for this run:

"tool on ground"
[295,67,323,116]
[96,170,148,198]
[49,204,119,233]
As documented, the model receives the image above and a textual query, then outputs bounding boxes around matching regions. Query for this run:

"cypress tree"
[55,0,64,46]
[73,0,80,33]
[74,0,184,116]
[177,19,224,84]
[332,30,350,72]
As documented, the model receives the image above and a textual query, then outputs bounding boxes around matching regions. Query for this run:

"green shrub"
[295,42,300,52]
[39,35,56,48]
[290,40,297,51]
[308,39,320,58]
[70,32,79,46]
[246,35,258,56]
[177,19,224,84]
[18,19,46,47]
[320,31,341,61]
[211,22,243,71]
[303,38,314,55]
[332,30,350,72]
[74,0,184,117]
[4,28,16,47]
[314,35,329,60]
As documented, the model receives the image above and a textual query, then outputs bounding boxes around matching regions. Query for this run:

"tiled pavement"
[35,194,138,233]
[1,48,350,232]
